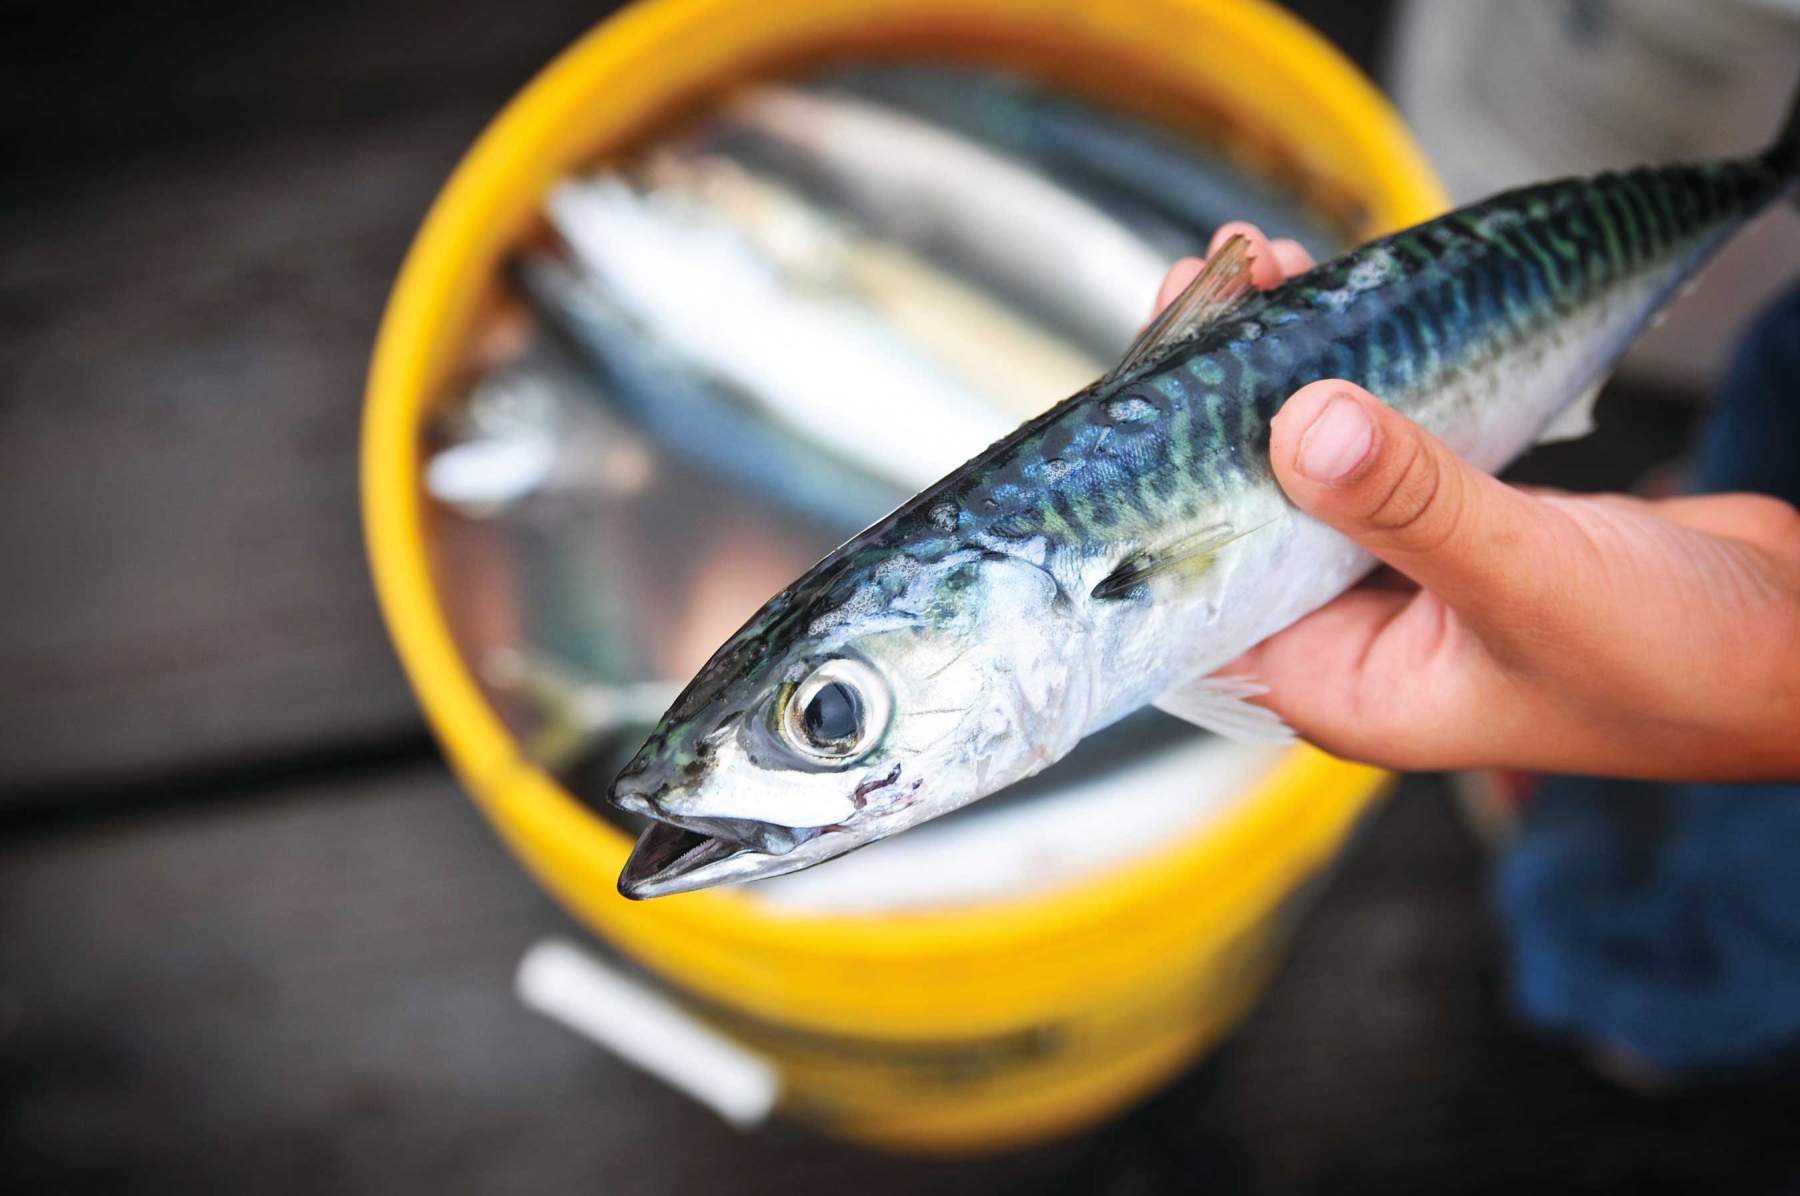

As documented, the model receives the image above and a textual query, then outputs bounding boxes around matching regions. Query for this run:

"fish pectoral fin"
[1536,381,1603,445]
[1153,674,1295,744]
[1090,523,1253,600]
[1107,233,1256,381]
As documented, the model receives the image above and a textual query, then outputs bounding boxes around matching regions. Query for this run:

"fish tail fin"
[1763,75,1800,200]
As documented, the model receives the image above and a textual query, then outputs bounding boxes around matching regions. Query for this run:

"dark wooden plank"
[0,765,1092,1194]
[0,0,621,797]
[5,769,1799,1194]
[0,115,452,794]
[2,1,611,171]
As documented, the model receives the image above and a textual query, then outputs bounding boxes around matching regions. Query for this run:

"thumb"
[1269,380,1557,627]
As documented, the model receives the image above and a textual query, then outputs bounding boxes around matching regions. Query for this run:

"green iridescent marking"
[1133,444,1165,517]
[1604,180,1642,268]
[1409,304,1441,379]
[1618,173,1664,257]
[1194,388,1226,492]
[1362,311,1392,392]
[1167,389,1194,476]
[1446,262,1474,329]
[1468,223,1532,334]
[1037,504,1075,541]
[1382,229,1426,276]
[1068,488,1101,533]
[1543,213,1583,263]
[1509,228,1561,318]
[1513,223,1568,306]
[1230,348,1262,444]
[1587,184,1625,280]
[1151,374,1186,402]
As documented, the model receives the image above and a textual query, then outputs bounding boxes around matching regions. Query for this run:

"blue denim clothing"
[1497,281,1800,1075]
[1693,281,1800,510]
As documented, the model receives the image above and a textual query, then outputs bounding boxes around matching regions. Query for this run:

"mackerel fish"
[611,89,1800,897]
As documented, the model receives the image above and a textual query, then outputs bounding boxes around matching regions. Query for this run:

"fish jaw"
[611,765,887,899]
[617,816,867,899]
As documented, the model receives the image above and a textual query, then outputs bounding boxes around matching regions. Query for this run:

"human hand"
[1157,223,1800,780]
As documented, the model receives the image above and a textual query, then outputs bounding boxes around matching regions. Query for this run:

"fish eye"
[779,658,890,764]
[803,682,858,743]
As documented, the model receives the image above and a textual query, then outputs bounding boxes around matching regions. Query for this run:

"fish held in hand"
[613,92,1800,898]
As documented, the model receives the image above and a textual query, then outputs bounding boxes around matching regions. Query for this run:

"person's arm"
[1161,224,1800,780]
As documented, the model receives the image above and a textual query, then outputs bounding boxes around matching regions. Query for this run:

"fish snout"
[607,760,680,817]
[610,789,656,818]
[609,769,733,824]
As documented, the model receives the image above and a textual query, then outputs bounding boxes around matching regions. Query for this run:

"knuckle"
[1733,494,1800,550]
[1364,433,1462,551]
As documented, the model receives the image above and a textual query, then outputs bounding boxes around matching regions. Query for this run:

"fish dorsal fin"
[1107,234,1257,381]
[1091,523,1254,600]
[1154,674,1294,743]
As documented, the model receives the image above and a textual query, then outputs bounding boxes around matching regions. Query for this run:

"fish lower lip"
[616,817,844,899]
[618,821,745,899]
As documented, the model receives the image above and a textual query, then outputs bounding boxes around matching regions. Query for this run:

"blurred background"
[4,1,1799,1192]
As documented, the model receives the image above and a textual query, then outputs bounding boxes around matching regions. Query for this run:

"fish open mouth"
[617,816,838,899]
[618,821,745,898]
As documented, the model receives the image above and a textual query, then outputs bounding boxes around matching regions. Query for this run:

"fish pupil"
[803,682,860,745]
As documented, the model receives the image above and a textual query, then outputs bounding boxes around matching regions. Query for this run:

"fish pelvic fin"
[1108,234,1256,381]
[1154,674,1294,744]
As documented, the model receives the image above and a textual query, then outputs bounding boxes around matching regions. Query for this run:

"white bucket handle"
[515,937,781,1129]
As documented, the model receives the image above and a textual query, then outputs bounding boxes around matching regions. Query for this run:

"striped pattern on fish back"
[917,157,1781,554]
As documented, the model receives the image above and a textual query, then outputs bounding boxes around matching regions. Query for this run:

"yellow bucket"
[363,0,1446,1153]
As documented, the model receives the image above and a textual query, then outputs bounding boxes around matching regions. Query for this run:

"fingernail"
[1296,395,1373,482]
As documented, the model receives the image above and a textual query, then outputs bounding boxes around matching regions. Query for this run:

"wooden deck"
[5,2,1798,1191]
[9,773,1800,1193]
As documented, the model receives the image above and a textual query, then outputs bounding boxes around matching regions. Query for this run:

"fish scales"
[633,162,1755,780]
[929,161,1766,547]
[609,102,1800,896]
[996,167,1720,589]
